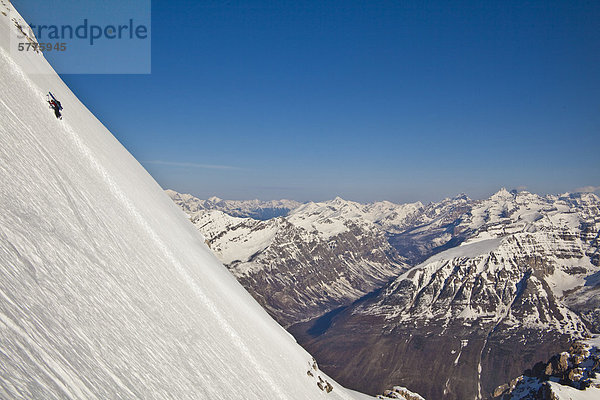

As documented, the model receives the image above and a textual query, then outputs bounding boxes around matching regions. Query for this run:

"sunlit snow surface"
[287,197,423,240]
[0,4,366,399]
[416,238,504,266]
[547,383,600,400]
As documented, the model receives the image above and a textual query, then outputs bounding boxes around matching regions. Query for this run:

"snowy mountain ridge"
[184,200,408,327]
[166,189,301,220]
[286,196,425,238]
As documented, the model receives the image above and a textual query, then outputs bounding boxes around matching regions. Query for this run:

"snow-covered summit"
[287,197,425,239]
[489,187,514,201]
[0,4,366,399]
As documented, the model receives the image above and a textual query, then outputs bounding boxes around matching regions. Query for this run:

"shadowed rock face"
[291,318,574,400]
[230,220,407,327]
[185,207,410,327]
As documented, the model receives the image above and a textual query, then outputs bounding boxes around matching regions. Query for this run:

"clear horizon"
[13,0,600,203]
[168,185,600,205]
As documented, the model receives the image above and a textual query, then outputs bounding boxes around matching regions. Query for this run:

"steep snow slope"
[0,4,363,399]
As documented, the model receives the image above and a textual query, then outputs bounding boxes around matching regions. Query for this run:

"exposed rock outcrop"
[492,338,600,399]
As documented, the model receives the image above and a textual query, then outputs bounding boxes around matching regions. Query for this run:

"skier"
[49,99,62,119]
[47,92,63,119]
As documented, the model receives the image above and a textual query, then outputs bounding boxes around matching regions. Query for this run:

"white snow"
[545,267,587,298]
[454,340,469,365]
[388,386,426,400]
[547,382,600,400]
[584,335,600,349]
[286,197,425,239]
[418,238,503,266]
[193,210,278,265]
[344,389,377,399]
[0,4,360,399]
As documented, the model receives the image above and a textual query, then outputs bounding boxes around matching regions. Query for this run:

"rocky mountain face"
[386,193,473,264]
[174,195,416,327]
[169,189,600,399]
[290,190,600,399]
[166,190,301,220]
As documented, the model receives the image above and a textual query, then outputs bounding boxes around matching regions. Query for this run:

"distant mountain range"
[166,190,301,220]
[168,193,412,327]
[169,189,600,399]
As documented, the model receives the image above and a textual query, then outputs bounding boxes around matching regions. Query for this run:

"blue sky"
[13,0,600,203]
